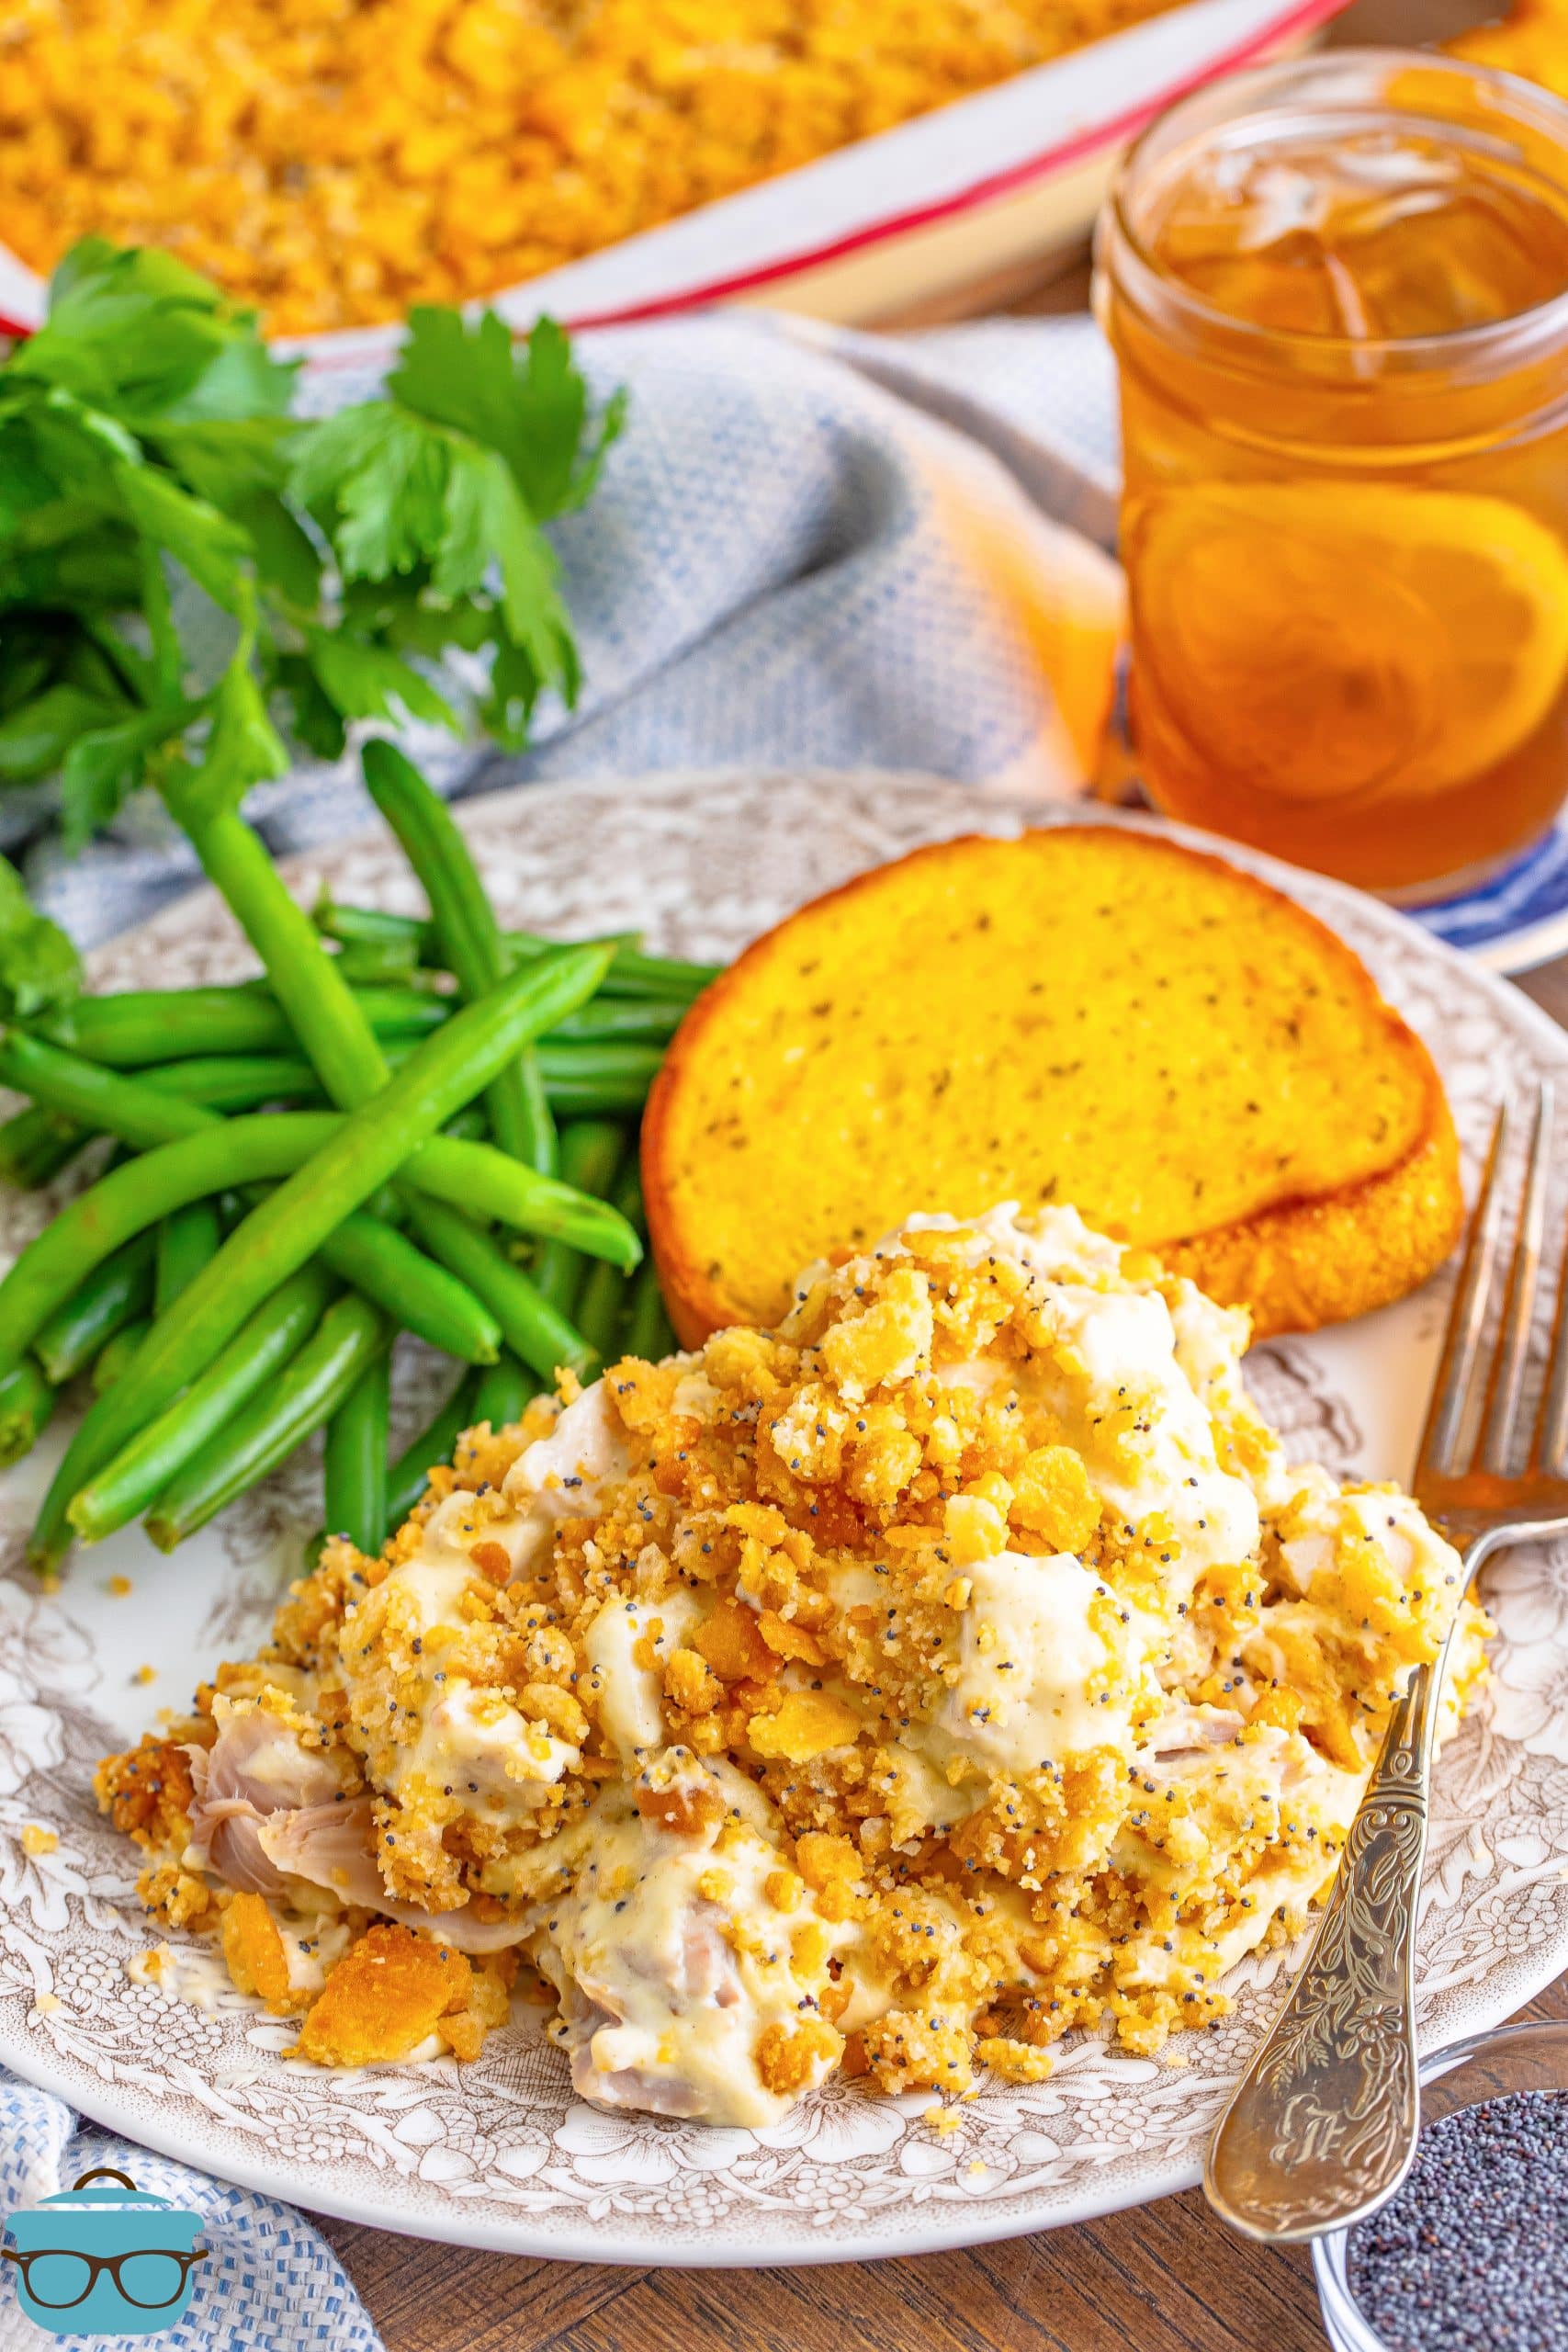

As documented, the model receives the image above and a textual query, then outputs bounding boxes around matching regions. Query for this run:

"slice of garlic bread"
[642,826,1462,1346]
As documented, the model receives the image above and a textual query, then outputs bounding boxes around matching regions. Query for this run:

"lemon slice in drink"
[1128,481,1568,803]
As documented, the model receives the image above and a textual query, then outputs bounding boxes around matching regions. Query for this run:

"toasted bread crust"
[1166,1110,1462,1341]
[643,825,1464,1347]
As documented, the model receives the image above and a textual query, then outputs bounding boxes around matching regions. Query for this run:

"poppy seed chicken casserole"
[100,1205,1486,2123]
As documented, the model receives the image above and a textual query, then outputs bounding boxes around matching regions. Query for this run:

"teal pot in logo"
[4,2166,206,2335]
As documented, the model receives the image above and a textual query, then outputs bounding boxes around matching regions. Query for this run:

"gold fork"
[1205,1086,1568,2242]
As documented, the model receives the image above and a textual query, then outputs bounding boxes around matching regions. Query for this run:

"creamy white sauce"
[406,1687,580,1815]
[878,1742,973,1835]
[919,1551,1139,1781]
[279,1913,355,2001]
[581,1590,703,1762]
[1047,1285,1260,1587]
[529,1770,846,2129]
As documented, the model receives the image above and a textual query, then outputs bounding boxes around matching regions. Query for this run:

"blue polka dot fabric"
[0,2079,380,2348]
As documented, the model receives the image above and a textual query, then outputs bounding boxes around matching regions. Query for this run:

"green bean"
[547,1000,686,1046]
[406,1199,596,1382]
[386,1366,483,1525]
[226,1131,617,1260]
[154,1200,222,1314]
[574,1254,632,1363]
[231,1179,497,1357]
[471,1351,532,1432]
[331,936,423,985]
[625,1258,676,1363]
[153,1042,447,1116]
[312,896,719,1001]
[573,1162,646,1362]
[4,1017,603,1337]
[165,786,411,1317]
[533,1121,625,1313]
[30,944,615,1568]
[9,1032,347,1134]
[400,1039,655,1119]
[175,796,393,1107]
[2,1114,344,1381]
[363,741,553,1174]
[0,1107,622,1385]
[0,1032,498,1362]
[0,1358,54,1467]
[68,1266,337,1543]
[404,1136,638,1261]
[515,1057,556,1174]
[335,983,453,1036]
[144,1295,391,1551]
[302,1361,482,1565]
[321,1351,390,1553]
[591,951,720,1003]
[0,1033,506,1361]
[139,1055,322,1113]
[314,894,629,971]
[32,1232,158,1385]
[93,1318,150,1393]
[319,1208,499,1363]
[535,1044,662,1116]
[310,898,431,951]
[28,990,285,1063]
[0,1103,89,1188]
[28,984,445,1068]
[8,1013,663,1142]
[0,1030,211,1147]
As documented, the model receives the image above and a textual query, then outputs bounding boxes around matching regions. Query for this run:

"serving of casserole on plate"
[99,1199,1488,2119]
[2,770,1566,2265]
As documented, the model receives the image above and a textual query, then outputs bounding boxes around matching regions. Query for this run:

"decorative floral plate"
[1,771,1565,2267]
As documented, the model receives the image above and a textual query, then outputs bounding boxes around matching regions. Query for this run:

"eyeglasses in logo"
[3,2165,207,2336]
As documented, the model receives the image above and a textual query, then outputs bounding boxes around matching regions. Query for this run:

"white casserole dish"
[0,0,1349,353]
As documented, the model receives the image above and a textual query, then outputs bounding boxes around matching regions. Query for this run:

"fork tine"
[1534,1098,1568,1472]
[1481,1084,1553,1475]
[1416,1099,1511,1479]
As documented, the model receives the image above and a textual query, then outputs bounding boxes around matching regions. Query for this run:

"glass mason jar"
[1093,51,1568,898]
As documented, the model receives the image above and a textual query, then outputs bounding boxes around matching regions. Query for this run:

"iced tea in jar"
[1094,51,1568,896]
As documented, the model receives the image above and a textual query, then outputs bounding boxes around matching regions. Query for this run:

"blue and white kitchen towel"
[0,2080,378,2349]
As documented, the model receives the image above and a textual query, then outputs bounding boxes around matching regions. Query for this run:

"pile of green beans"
[0,746,714,1571]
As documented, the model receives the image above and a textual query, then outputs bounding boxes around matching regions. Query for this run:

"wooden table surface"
[320,1991,1568,2352]
[317,0,1562,2338]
